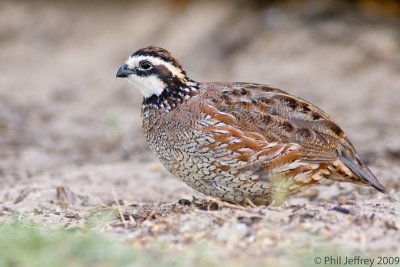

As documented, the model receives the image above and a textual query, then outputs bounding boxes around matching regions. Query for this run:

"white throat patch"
[127,75,165,98]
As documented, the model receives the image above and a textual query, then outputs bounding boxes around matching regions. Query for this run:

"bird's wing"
[194,82,385,192]
[197,82,342,161]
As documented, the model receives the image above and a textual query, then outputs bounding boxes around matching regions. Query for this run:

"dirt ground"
[0,0,399,265]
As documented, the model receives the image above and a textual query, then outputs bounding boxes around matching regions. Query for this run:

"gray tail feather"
[339,154,386,193]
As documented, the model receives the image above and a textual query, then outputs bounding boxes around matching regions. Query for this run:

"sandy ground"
[0,0,399,265]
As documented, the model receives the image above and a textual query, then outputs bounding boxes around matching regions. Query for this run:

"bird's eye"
[139,60,152,70]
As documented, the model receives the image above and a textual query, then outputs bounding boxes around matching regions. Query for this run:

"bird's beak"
[116,64,134,78]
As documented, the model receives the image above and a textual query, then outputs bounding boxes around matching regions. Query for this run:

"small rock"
[337,197,356,205]
[178,199,191,206]
[300,211,317,219]
[237,216,262,226]
[332,206,350,214]
[64,212,80,219]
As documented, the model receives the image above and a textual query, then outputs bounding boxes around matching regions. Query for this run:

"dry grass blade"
[112,187,128,228]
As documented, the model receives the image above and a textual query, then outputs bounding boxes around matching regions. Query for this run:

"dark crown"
[132,46,184,72]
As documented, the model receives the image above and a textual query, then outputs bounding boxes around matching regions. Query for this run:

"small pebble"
[178,199,192,206]
[332,206,350,214]
[64,212,80,219]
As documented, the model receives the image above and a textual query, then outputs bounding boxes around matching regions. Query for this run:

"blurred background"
[1,0,400,266]
[1,0,400,205]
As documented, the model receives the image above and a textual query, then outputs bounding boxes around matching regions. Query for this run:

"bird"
[116,46,386,206]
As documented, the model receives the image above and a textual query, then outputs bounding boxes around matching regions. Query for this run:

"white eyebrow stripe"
[125,55,185,79]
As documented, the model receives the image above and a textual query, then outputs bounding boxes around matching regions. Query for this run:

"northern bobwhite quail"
[116,46,385,205]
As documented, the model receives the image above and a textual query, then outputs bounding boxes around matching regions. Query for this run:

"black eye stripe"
[135,64,161,78]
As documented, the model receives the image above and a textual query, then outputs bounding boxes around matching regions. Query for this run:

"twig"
[112,187,128,228]
[207,197,248,210]
[244,198,257,208]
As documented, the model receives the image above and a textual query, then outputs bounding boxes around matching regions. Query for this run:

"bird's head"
[116,46,197,102]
